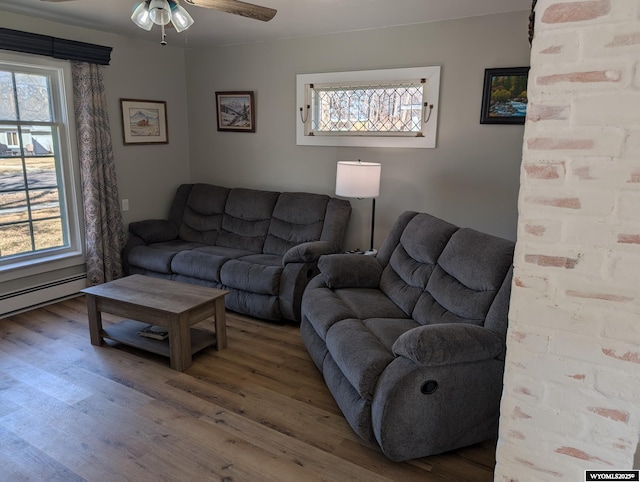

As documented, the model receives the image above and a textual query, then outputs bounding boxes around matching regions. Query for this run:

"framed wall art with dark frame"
[215,91,256,133]
[480,67,530,125]
[120,99,168,144]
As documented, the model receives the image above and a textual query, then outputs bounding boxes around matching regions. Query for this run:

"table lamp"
[335,160,381,254]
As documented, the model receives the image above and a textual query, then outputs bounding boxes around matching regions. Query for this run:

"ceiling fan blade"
[185,0,276,22]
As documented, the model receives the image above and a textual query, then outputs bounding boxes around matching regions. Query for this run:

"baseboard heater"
[0,274,87,319]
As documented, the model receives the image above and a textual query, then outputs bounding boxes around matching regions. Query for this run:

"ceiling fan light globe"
[149,0,172,25]
[131,1,153,30]
[170,3,194,32]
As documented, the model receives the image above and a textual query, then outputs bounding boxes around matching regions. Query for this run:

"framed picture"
[480,67,530,125]
[120,99,168,144]
[215,91,255,132]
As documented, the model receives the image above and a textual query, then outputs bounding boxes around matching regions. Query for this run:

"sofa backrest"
[264,192,330,256]
[178,184,230,244]
[319,198,352,250]
[378,212,514,333]
[216,188,280,253]
[412,228,514,329]
[168,183,351,255]
[379,213,458,315]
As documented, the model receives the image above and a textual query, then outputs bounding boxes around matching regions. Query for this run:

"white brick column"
[496,0,640,479]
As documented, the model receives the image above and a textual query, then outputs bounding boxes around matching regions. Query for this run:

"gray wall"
[0,12,190,296]
[185,11,530,248]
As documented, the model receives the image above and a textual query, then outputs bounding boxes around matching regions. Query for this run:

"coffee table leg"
[214,298,227,350]
[169,314,192,371]
[85,294,104,346]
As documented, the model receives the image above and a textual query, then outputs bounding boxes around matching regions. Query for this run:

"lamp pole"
[370,197,376,252]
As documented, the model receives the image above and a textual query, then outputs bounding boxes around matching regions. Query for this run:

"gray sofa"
[300,211,514,461]
[123,183,351,322]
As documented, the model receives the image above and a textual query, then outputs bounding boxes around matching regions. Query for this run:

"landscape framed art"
[215,91,255,132]
[120,99,168,144]
[480,67,530,125]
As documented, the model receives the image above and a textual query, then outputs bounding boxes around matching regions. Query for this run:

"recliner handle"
[421,380,438,394]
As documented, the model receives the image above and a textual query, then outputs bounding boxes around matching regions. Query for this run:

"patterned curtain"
[71,61,126,285]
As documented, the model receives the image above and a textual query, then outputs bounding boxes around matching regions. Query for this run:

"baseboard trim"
[0,274,87,319]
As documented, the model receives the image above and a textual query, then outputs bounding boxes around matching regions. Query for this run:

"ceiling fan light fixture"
[149,0,172,26]
[131,1,153,30]
[170,2,194,32]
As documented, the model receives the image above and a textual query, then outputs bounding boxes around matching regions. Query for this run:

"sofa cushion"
[335,288,408,321]
[220,254,282,295]
[179,184,230,244]
[400,213,459,265]
[438,228,515,290]
[149,240,204,252]
[413,267,495,325]
[193,245,254,259]
[264,192,329,255]
[362,318,421,352]
[171,251,228,283]
[216,188,279,253]
[301,286,358,340]
[379,213,458,315]
[412,228,515,326]
[379,250,427,316]
[128,240,203,273]
[128,246,176,274]
[326,319,395,401]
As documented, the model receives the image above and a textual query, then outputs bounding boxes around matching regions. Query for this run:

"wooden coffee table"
[81,275,228,371]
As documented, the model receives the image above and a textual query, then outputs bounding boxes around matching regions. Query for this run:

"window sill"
[0,249,85,283]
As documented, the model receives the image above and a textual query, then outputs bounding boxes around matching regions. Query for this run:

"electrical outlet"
[122,199,129,211]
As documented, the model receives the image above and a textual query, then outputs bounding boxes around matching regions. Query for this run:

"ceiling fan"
[40,0,277,23]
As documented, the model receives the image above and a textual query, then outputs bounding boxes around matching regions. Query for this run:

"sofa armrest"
[128,219,178,244]
[282,240,337,264]
[392,324,505,367]
[317,253,383,289]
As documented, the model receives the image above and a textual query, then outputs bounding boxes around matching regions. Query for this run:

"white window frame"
[296,66,440,149]
[0,52,84,282]
[6,131,19,147]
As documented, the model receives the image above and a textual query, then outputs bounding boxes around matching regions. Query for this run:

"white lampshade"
[131,2,153,31]
[336,161,381,199]
[170,2,194,32]
[149,0,172,26]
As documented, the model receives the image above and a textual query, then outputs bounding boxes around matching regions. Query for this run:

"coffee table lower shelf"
[102,319,217,358]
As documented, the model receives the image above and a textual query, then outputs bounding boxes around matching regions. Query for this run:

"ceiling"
[0,0,533,48]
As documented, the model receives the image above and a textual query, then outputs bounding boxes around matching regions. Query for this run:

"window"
[297,66,440,148]
[0,53,82,275]
[310,81,424,135]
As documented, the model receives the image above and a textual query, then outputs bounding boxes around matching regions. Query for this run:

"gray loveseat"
[123,183,351,322]
[300,211,514,461]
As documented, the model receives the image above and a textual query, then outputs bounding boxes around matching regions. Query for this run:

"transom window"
[0,54,81,272]
[311,81,425,135]
[297,66,440,149]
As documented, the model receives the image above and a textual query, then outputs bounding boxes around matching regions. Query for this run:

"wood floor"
[0,297,496,481]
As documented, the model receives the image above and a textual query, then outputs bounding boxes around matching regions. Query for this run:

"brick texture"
[541,0,611,24]
[495,0,640,478]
